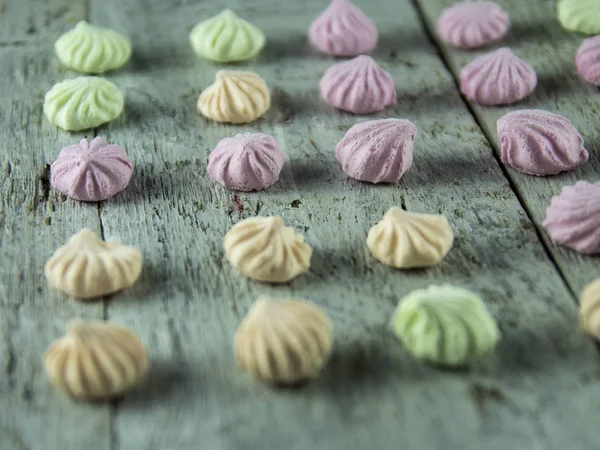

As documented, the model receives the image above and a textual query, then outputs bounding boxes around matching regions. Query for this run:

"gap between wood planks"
[408,0,578,302]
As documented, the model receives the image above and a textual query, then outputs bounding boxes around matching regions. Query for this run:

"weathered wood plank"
[85,1,600,449]
[0,43,111,448]
[413,0,600,294]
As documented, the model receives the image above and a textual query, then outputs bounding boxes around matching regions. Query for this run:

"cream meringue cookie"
[497,110,589,176]
[45,228,142,299]
[51,137,133,201]
[460,48,537,105]
[308,0,378,56]
[367,207,453,269]
[336,119,416,183]
[437,1,510,49]
[320,55,396,114]
[45,319,149,400]
[576,36,600,85]
[543,181,600,254]
[235,297,333,385]
[224,217,312,283]
[208,133,284,191]
[581,279,600,339]
[198,70,270,124]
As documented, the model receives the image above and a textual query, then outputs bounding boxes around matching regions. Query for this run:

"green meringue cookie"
[55,21,132,73]
[558,0,600,35]
[189,9,266,62]
[44,77,124,131]
[392,285,500,367]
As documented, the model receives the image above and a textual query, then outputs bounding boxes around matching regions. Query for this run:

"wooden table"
[2,0,600,448]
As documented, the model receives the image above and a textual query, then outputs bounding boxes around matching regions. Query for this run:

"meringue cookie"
[198,70,270,124]
[581,279,600,339]
[208,133,284,191]
[497,110,589,176]
[235,297,333,385]
[189,10,266,63]
[336,119,416,183]
[543,181,600,254]
[392,285,500,367]
[367,207,453,269]
[437,1,510,49]
[45,319,149,400]
[558,0,600,35]
[224,216,312,283]
[576,36,600,85]
[308,0,378,56]
[460,48,537,105]
[51,137,133,201]
[320,55,396,114]
[44,77,124,131]
[45,228,143,298]
[55,21,132,73]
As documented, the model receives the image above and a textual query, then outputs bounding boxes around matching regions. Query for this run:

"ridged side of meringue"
[581,279,600,339]
[208,133,285,191]
[336,119,416,183]
[460,48,537,105]
[543,181,600,254]
[189,9,265,62]
[198,70,270,124]
[320,55,396,114]
[55,21,131,73]
[437,1,510,49]
[308,0,378,56]
[576,36,600,86]
[497,109,589,176]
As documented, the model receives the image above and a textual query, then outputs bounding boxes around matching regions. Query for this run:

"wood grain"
[0,0,599,449]
[413,0,600,294]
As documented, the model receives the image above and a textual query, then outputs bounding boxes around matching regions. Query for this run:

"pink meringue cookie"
[437,1,510,49]
[50,137,133,202]
[497,110,589,176]
[576,36,600,86]
[207,133,285,191]
[336,119,416,183]
[308,0,378,56]
[543,181,600,254]
[320,55,396,114]
[460,48,537,105]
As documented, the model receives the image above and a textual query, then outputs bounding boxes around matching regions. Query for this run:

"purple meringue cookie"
[208,133,285,191]
[50,137,133,202]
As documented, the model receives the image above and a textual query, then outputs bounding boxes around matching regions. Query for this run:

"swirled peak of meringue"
[577,36,600,86]
[336,119,416,183]
[543,181,600,254]
[437,1,510,49]
[308,0,378,56]
[320,55,396,114]
[460,47,537,105]
[497,110,589,176]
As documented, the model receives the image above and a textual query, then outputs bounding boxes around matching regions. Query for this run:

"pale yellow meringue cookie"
[581,279,600,339]
[367,207,453,268]
[224,216,312,283]
[44,319,149,400]
[45,228,142,299]
[198,70,270,124]
[235,297,333,385]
